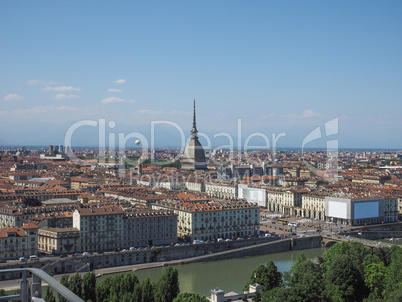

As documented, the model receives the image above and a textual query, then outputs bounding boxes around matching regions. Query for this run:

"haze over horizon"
[1,1,401,149]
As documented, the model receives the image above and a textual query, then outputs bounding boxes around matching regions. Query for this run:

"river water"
[121,247,326,296]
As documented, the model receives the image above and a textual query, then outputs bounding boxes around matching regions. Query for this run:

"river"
[99,247,326,296]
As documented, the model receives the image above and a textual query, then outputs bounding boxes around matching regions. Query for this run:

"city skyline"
[1,1,401,148]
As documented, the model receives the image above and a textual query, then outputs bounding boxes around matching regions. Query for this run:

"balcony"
[0,268,84,302]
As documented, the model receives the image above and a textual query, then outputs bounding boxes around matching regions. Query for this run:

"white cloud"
[302,109,320,118]
[12,105,80,116]
[3,93,24,101]
[27,79,58,86]
[260,113,275,119]
[107,88,123,93]
[53,94,79,100]
[281,109,321,119]
[138,109,163,114]
[101,97,135,104]
[112,79,126,84]
[44,85,81,92]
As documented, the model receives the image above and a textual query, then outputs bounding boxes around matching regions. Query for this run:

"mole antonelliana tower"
[181,100,207,170]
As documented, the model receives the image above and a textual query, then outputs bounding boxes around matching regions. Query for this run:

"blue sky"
[0,1,401,149]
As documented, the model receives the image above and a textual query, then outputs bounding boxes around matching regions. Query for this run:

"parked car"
[59,254,67,258]
[30,255,39,261]
[83,252,90,256]
[19,257,27,262]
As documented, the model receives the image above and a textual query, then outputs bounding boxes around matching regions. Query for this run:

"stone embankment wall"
[347,222,402,240]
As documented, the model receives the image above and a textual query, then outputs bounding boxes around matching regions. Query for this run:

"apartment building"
[38,227,79,254]
[205,183,238,199]
[301,194,326,221]
[0,203,78,228]
[123,209,177,248]
[0,223,39,260]
[152,199,260,241]
[266,189,304,216]
[73,204,178,252]
[73,205,124,252]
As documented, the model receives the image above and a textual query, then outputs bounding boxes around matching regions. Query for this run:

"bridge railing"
[0,268,84,302]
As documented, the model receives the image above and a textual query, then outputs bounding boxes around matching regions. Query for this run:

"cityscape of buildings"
[0,104,401,262]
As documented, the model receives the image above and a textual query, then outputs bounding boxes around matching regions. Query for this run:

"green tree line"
[243,242,402,302]
[38,267,208,302]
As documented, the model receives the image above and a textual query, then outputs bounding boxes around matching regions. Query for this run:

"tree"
[122,292,135,302]
[253,291,261,302]
[372,246,396,266]
[0,289,6,297]
[362,254,381,269]
[44,287,56,302]
[384,247,402,297]
[172,292,209,302]
[262,287,288,302]
[364,261,386,299]
[325,254,365,302]
[59,275,70,302]
[132,282,142,302]
[141,277,155,302]
[69,273,83,298]
[121,273,139,296]
[97,277,113,302]
[82,272,96,302]
[321,241,368,278]
[154,267,180,302]
[243,260,282,292]
[284,256,328,302]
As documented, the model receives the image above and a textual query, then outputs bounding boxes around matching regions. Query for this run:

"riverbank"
[0,236,323,291]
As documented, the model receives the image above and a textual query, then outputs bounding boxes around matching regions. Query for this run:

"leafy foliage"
[173,292,209,302]
[384,247,402,297]
[364,261,386,299]
[82,272,96,302]
[155,267,180,302]
[69,273,83,297]
[44,287,56,302]
[243,260,282,292]
[59,274,70,302]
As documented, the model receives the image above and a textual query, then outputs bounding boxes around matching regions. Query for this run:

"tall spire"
[191,98,198,137]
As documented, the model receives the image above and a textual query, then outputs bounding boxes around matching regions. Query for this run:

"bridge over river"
[322,235,395,248]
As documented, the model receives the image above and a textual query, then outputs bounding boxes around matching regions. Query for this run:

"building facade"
[73,205,125,252]
[325,196,398,225]
[152,199,260,241]
[38,227,80,254]
[266,189,304,216]
[205,183,238,199]
[122,210,178,248]
[0,223,39,260]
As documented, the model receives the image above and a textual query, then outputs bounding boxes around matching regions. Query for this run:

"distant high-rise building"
[181,100,207,171]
